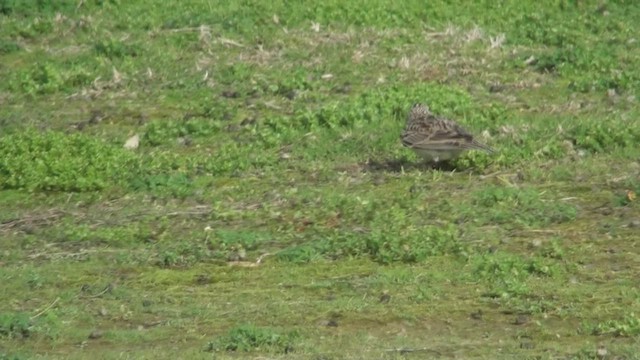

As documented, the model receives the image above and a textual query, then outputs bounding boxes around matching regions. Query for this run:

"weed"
[156,241,211,268]
[0,0,75,16]
[94,39,140,59]
[0,130,139,192]
[537,238,565,260]
[0,354,29,360]
[0,39,20,54]
[0,313,30,339]
[1,0,640,358]
[142,118,220,147]
[324,222,462,264]
[129,173,194,198]
[26,271,43,289]
[275,244,324,264]
[588,313,640,337]
[206,324,298,353]
[568,117,640,154]
[12,63,64,95]
[473,253,559,298]
[59,223,154,246]
[469,186,577,227]
[208,229,272,255]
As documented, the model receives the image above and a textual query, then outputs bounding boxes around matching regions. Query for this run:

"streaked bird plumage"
[401,103,494,162]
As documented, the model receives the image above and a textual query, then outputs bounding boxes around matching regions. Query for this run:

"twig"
[165,27,204,33]
[31,297,60,320]
[227,253,273,267]
[218,38,245,48]
[0,210,67,232]
[165,209,212,217]
[255,253,272,264]
[514,229,561,234]
[385,347,442,355]
[28,248,123,260]
[82,284,113,299]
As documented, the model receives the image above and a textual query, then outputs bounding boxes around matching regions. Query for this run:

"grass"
[1,0,639,358]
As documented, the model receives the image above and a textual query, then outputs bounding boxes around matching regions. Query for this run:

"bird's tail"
[468,140,495,153]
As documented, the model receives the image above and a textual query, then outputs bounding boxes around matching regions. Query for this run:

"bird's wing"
[405,118,494,153]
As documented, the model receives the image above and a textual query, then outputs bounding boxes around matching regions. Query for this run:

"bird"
[401,103,494,163]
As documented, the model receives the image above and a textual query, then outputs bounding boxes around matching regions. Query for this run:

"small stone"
[514,315,529,325]
[520,341,535,349]
[596,346,608,359]
[221,90,239,98]
[489,84,505,93]
[470,310,483,320]
[240,117,256,126]
[195,274,212,285]
[599,207,613,216]
[284,90,297,100]
[326,319,339,327]
[379,291,391,304]
[88,110,106,124]
[124,134,140,150]
[88,330,103,339]
[21,225,36,235]
[629,219,640,228]
[333,84,351,94]
[225,124,241,132]
[227,246,247,262]
[176,137,192,146]
[98,307,108,317]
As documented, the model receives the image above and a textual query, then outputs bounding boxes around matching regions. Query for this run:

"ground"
[0,1,639,359]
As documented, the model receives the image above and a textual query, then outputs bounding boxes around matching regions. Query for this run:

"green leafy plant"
[568,118,640,153]
[472,253,558,298]
[469,186,577,227]
[0,313,31,339]
[0,0,75,16]
[94,39,140,58]
[129,173,194,198]
[0,38,20,54]
[156,240,212,268]
[206,324,298,353]
[0,130,140,192]
[587,313,640,337]
[325,222,462,264]
[207,229,271,257]
[10,62,95,95]
[143,119,220,147]
[0,352,30,360]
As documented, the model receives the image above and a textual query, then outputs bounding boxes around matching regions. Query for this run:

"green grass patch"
[206,324,298,353]
[1,0,639,358]
[0,130,138,192]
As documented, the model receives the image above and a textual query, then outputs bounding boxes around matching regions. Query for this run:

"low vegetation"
[1,0,639,359]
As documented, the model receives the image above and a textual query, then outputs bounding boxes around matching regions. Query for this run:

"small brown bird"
[401,103,494,163]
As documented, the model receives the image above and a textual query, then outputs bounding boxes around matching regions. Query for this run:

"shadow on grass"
[363,158,462,173]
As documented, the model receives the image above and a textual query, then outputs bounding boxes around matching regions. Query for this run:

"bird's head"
[409,103,431,119]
